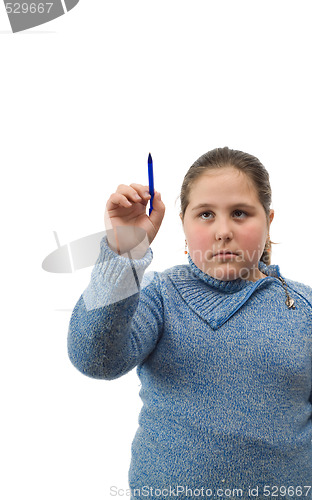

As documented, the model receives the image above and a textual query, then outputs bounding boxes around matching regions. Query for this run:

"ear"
[179,213,183,223]
[269,209,274,225]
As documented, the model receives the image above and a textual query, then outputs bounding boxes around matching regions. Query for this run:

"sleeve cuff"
[82,234,154,311]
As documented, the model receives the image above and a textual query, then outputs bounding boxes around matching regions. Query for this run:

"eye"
[199,211,214,220]
[233,210,247,219]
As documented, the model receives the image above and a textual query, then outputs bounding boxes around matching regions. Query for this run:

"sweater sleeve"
[67,235,164,380]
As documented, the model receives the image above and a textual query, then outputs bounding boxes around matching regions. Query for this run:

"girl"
[68,147,312,499]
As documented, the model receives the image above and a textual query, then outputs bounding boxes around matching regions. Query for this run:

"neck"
[239,267,267,282]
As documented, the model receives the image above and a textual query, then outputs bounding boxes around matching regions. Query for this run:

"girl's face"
[181,166,274,282]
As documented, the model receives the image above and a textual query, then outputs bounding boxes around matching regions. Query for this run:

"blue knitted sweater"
[68,236,312,499]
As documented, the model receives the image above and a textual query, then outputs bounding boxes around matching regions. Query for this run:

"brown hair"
[180,147,274,265]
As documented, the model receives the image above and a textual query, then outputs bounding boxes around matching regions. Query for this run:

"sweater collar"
[187,254,281,292]
[167,257,282,330]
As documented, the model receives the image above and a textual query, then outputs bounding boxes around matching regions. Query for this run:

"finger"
[148,191,166,231]
[107,192,133,210]
[116,184,148,203]
[129,183,152,200]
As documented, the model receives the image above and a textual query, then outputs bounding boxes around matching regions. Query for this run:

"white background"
[1,1,312,499]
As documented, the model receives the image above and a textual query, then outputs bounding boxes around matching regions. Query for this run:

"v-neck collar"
[166,257,282,330]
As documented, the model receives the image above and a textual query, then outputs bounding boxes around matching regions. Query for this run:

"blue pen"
[148,153,154,215]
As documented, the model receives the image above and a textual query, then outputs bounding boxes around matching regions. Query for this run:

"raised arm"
[67,182,166,380]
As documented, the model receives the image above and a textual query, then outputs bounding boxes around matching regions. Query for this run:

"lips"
[212,250,238,261]
[213,250,238,257]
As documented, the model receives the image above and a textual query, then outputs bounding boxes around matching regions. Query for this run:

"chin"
[203,264,240,281]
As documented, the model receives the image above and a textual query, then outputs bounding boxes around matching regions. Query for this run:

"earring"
[265,239,272,252]
[184,240,188,255]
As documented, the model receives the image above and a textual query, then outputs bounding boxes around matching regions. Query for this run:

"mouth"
[213,251,238,259]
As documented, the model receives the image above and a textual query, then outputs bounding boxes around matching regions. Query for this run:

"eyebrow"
[191,203,256,211]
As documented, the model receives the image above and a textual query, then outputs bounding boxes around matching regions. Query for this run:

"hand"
[104,183,166,257]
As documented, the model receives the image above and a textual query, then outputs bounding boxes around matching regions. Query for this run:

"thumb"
[148,191,166,234]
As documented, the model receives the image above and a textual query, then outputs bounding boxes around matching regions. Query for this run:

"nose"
[215,220,233,241]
